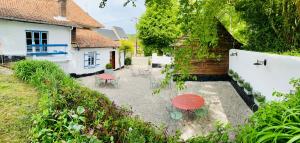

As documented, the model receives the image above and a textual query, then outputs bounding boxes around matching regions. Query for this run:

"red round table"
[97,74,115,80]
[172,93,205,110]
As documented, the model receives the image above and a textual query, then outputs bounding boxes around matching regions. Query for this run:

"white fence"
[229,49,300,101]
[151,53,173,65]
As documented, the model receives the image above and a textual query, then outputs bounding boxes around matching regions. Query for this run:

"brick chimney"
[58,0,67,17]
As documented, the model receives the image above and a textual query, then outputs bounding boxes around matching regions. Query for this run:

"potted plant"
[232,73,239,81]
[253,92,266,103]
[228,69,234,77]
[237,78,245,87]
[105,63,113,73]
[125,57,132,66]
[243,82,253,95]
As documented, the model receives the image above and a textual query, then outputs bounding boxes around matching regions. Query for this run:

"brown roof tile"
[0,0,103,28]
[75,28,120,48]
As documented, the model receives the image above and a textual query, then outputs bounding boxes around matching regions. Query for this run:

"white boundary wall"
[151,53,173,65]
[229,49,300,101]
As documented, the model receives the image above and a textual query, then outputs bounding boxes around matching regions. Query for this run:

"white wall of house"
[0,19,72,56]
[229,49,300,101]
[69,47,124,75]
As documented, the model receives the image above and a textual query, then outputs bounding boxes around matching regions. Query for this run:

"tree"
[137,0,180,56]
[235,0,300,52]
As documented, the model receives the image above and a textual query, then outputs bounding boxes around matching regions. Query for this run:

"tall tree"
[235,0,300,52]
[137,0,180,56]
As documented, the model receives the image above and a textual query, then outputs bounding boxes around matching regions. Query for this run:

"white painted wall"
[151,53,173,65]
[0,19,72,56]
[229,49,300,101]
[69,48,123,75]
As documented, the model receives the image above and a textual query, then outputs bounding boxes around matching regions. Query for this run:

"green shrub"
[14,60,175,142]
[125,57,132,65]
[237,78,245,86]
[228,69,234,76]
[187,123,231,143]
[253,92,266,103]
[237,79,300,142]
[106,63,113,69]
[243,82,252,92]
[232,72,239,80]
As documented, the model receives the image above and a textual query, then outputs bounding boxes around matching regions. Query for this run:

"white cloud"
[74,0,146,34]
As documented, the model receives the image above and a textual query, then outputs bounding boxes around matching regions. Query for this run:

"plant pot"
[254,98,260,106]
[244,89,252,95]
[237,82,244,87]
[105,69,113,74]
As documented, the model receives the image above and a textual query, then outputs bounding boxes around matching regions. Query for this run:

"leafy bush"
[125,57,132,65]
[228,69,234,76]
[106,63,113,69]
[237,79,300,142]
[237,78,244,86]
[253,92,266,103]
[232,72,239,81]
[14,60,175,142]
[243,82,252,92]
[187,123,231,143]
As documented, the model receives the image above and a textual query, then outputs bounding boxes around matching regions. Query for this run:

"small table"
[97,74,115,85]
[172,93,205,111]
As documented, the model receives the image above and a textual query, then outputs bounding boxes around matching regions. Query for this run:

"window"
[88,52,96,66]
[26,31,48,52]
[84,52,100,68]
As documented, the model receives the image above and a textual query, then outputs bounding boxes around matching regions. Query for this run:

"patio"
[78,64,252,140]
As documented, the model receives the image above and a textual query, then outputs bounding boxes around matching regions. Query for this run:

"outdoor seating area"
[95,72,120,88]
[78,57,253,139]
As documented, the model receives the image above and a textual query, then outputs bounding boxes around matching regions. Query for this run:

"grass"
[0,71,38,143]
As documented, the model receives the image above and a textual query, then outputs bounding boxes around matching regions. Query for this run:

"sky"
[74,0,146,34]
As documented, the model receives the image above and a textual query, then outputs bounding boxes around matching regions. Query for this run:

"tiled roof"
[112,26,128,39]
[75,29,120,48]
[96,29,120,41]
[0,0,103,28]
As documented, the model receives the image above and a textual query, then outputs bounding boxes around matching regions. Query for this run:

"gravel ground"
[78,57,252,140]
[0,66,12,75]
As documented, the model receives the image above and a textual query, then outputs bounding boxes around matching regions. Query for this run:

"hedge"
[14,60,179,143]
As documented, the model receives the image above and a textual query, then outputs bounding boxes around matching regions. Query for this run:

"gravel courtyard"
[78,57,252,140]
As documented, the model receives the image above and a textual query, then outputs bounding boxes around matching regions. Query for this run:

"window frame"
[84,51,100,69]
[25,30,48,53]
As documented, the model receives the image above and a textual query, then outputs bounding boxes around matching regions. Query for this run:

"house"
[112,26,129,40]
[0,0,124,76]
[96,27,129,64]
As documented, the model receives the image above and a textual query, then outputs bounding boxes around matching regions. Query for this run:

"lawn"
[0,72,38,143]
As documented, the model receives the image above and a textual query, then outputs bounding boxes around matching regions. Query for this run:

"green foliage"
[119,40,134,55]
[235,0,300,52]
[187,123,231,143]
[14,60,176,142]
[237,78,300,142]
[232,72,240,81]
[228,69,234,76]
[125,57,132,65]
[238,78,245,85]
[137,0,180,55]
[106,63,113,69]
[253,92,266,103]
[243,82,253,92]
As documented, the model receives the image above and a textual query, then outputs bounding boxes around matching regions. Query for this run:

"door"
[110,51,116,69]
